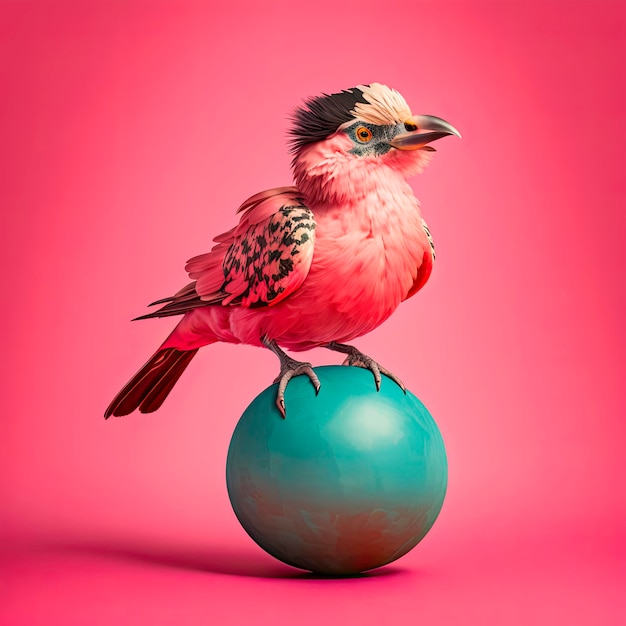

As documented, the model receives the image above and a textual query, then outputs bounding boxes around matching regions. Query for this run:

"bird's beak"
[389,115,461,151]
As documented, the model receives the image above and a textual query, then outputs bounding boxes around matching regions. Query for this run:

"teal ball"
[226,365,447,575]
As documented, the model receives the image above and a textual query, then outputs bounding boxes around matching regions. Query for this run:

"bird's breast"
[314,197,428,307]
[268,184,433,349]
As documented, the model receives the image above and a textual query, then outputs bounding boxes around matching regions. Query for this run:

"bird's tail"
[105,347,199,418]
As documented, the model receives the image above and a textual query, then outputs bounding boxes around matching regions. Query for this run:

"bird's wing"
[403,219,436,300]
[136,187,316,319]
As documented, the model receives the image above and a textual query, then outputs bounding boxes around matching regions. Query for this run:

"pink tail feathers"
[104,347,199,418]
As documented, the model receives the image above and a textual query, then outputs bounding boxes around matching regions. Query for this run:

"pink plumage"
[105,83,460,418]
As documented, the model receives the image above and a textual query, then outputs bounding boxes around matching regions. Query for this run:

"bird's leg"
[325,341,406,393]
[262,337,321,418]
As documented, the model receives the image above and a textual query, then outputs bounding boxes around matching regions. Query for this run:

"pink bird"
[105,83,460,419]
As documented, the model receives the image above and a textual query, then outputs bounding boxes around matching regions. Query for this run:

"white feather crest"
[351,83,412,125]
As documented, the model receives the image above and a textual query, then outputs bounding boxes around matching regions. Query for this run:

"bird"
[105,83,460,419]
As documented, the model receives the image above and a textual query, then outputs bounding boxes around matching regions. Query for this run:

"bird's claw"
[341,351,406,394]
[262,337,322,417]
[273,359,320,418]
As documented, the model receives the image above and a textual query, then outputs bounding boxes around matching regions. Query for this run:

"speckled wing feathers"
[214,204,315,307]
[137,188,316,319]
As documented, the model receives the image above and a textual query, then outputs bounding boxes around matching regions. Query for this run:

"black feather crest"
[289,86,369,151]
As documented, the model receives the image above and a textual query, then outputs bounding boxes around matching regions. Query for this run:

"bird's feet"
[262,337,320,418]
[272,355,320,418]
[325,342,406,393]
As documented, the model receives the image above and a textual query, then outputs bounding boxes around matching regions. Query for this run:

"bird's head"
[289,83,460,205]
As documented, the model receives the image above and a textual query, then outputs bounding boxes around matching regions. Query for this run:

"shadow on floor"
[44,537,409,580]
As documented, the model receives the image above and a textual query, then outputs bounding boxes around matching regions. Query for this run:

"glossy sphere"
[226,366,447,575]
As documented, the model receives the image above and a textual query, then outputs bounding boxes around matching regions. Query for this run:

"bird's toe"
[340,350,404,393]
[274,360,321,418]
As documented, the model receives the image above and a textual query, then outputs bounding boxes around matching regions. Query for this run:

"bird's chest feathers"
[312,182,430,319]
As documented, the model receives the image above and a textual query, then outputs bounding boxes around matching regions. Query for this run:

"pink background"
[1,1,623,624]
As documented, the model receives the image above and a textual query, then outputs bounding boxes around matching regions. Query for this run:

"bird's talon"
[327,342,405,394]
[276,396,287,419]
[263,339,322,416]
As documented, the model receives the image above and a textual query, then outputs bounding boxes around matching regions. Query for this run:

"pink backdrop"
[1,1,623,624]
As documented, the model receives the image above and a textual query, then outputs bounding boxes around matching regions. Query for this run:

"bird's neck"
[292,134,423,210]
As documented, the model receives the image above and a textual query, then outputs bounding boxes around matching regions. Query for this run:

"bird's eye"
[404,120,418,131]
[355,126,373,143]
